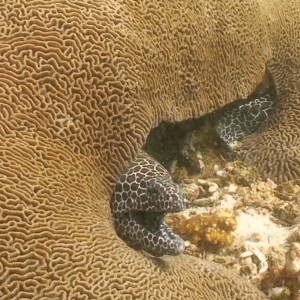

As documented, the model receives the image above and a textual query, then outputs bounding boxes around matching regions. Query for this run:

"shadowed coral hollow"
[1,0,299,299]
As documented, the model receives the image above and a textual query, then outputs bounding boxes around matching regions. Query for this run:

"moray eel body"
[111,151,187,256]
[216,89,277,156]
[112,90,277,256]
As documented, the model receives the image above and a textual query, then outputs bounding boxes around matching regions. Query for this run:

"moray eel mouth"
[133,211,161,230]
[123,206,186,257]
[134,211,166,232]
[112,186,187,257]
[111,152,187,257]
[133,208,183,237]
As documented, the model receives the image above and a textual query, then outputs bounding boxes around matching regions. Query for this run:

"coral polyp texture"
[166,210,237,251]
[0,0,299,299]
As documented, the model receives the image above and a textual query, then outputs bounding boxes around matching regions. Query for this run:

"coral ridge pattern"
[1,0,299,299]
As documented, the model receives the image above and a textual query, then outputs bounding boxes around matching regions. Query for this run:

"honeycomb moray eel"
[111,89,278,256]
[1,0,299,299]
[111,151,187,257]
[111,90,277,257]
[216,88,277,158]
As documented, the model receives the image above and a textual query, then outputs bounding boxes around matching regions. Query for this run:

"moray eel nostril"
[111,151,186,257]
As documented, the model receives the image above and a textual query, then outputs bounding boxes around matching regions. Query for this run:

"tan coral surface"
[0,0,299,299]
[240,0,300,182]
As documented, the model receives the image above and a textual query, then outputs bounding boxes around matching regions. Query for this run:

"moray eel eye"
[146,180,161,201]
[111,152,186,257]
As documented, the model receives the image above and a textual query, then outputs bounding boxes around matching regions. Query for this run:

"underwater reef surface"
[1,0,299,299]
[145,120,300,300]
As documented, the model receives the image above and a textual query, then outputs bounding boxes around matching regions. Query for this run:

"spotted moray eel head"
[111,152,187,257]
[145,178,186,211]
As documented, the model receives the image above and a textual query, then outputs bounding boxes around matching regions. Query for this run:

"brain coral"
[240,0,300,182]
[1,0,298,298]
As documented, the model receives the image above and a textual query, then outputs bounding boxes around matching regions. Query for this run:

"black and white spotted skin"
[111,151,187,257]
[216,89,277,156]
[111,89,276,257]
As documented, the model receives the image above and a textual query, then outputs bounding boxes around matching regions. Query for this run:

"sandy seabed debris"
[144,119,299,299]
[167,155,300,300]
